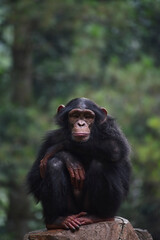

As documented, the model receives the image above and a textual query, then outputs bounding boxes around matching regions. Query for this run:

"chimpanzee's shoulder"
[44,128,66,144]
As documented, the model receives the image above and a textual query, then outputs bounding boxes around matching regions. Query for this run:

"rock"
[24,217,152,240]
[135,228,153,240]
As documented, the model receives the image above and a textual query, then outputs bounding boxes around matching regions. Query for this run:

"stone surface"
[135,228,153,240]
[24,217,152,240]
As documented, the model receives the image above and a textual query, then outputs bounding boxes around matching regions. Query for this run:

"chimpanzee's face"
[68,108,95,142]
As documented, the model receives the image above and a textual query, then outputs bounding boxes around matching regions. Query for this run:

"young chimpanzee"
[27,98,131,231]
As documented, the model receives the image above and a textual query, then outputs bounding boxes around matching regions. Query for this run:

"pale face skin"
[68,108,95,142]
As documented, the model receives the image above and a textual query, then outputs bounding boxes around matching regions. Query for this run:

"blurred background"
[0,0,160,239]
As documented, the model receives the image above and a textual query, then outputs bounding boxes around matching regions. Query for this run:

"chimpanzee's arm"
[27,129,66,200]
[40,147,85,191]
[39,143,64,178]
[103,138,130,162]
[96,123,130,162]
[56,151,85,191]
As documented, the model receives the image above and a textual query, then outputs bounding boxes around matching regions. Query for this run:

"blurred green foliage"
[0,0,160,239]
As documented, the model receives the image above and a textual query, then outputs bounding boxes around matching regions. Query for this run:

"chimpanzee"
[27,97,131,231]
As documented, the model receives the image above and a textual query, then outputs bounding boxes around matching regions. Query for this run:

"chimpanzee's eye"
[72,113,79,118]
[85,114,91,119]
[85,113,95,119]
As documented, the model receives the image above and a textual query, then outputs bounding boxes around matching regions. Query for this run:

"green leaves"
[147,117,160,132]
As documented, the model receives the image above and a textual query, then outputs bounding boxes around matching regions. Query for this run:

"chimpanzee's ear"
[57,105,65,113]
[101,107,107,116]
[100,107,107,123]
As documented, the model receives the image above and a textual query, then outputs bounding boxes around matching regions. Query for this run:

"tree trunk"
[6,180,31,240]
[6,7,34,240]
[11,21,33,106]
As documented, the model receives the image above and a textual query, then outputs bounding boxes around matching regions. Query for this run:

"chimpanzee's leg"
[41,156,88,230]
[84,160,124,218]
[40,157,73,224]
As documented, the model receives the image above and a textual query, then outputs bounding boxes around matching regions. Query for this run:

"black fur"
[27,98,131,224]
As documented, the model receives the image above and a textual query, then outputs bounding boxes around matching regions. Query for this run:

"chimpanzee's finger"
[76,212,87,218]
[73,218,81,226]
[74,169,80,190]
[70,220,80,229]
[40,164,46,178]
[78,168,85,190]
[63,223,69,230]
[67,166,75,186]
[67,222,76,231]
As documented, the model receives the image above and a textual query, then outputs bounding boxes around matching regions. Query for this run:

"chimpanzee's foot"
[75,215,115,226]
[46,212,114,231]
[46,212,87,231]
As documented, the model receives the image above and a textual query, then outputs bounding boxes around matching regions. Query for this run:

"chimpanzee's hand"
[56,152,85,191]
[66,158,85,191]
[40,157,47,179]
[39,144,64,178]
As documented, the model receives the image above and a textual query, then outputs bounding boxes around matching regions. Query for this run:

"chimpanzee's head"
[56,98,107,142]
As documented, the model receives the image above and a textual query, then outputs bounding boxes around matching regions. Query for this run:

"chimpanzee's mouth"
[73,133,89,136]
[72,132,90,142]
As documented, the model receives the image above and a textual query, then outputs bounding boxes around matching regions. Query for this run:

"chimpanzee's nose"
[78,120,85,127]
